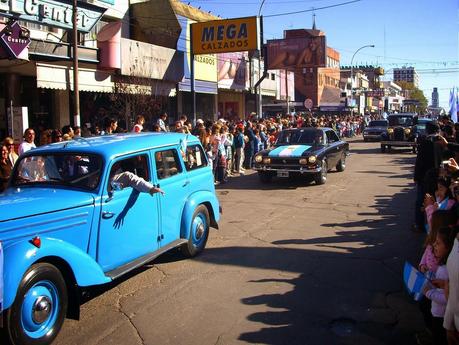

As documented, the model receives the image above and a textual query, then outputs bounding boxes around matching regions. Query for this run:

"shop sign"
[191,16,258,55]
[0,21,30,58]
[0,0,106,33]
[366,89,385,98]
[304,98,313,109]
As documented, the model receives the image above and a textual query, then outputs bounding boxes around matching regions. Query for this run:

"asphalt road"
[54,139,426,345]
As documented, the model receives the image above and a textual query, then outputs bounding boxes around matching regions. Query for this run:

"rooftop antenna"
[312,11,316,30]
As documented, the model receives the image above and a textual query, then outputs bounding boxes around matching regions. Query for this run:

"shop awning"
[36,63,114,93]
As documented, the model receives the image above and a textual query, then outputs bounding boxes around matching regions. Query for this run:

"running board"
[105,239,188,280]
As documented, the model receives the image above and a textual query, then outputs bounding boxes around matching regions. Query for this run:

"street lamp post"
[350,44,374,116]
[257,0,266,119]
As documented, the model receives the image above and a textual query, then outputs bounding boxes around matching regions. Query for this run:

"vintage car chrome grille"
[269,158,299,166]
[394,127,405,141]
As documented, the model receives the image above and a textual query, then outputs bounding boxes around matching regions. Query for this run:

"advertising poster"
[217,52,248,90]
[266,36,326,70]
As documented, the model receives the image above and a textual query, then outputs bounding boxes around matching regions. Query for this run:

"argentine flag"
[450,88,458,123]
[403,262,429,301]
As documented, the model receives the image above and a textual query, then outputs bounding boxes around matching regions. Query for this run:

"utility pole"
[72,0,80,127]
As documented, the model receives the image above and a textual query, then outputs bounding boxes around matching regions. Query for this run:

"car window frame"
[183,143,208,172]
[154,147,184,181]
[106,152,151,193]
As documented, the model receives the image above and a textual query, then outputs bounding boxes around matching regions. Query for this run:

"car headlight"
[387,128,394,134]
[255,155,263,163]
[404,128,411,134]
[308,155,317,164]
[263,157,271,164]
[299,158,308,165]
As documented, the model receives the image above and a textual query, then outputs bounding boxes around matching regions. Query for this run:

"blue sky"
[186,0,459,109]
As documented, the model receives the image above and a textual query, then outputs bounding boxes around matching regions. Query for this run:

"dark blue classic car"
[253,127,349,185]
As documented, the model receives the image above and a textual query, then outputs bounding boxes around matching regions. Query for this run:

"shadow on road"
[199,161,424,344]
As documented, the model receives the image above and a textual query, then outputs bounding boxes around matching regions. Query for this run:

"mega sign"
[0,0,106,33]
[191,16,258,55]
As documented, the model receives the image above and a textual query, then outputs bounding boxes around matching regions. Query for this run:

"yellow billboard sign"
[191,16,258,55]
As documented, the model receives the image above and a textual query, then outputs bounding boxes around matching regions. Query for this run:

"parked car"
[0,133,220,345]
[363,119,388,141]
[412,117,433,138]
[253,127,349,185]
[380,113,418,153]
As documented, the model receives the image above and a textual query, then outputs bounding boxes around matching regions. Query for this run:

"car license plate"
[277,170,289,178]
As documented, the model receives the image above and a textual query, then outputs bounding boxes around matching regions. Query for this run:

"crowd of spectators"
[412,116,459,344]
[0,112,365,190]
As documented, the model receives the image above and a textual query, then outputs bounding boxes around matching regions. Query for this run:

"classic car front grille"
[394,127,405,141]
[269,158,299,165]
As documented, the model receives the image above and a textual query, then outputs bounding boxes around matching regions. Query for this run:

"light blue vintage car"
[0,133,220,345]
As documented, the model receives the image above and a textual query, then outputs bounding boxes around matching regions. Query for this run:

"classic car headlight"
[255,155,263,163]
[263,157,271,164]
[299,158,308,165]
[308,155,317,164]
[404,128,411,134]
[387,128,394,134]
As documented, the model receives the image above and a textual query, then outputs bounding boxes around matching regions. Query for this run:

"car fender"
[3,237,111,310]
[180,191,220,239]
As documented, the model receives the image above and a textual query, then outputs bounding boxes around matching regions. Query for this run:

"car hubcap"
[32,296,52,324]
[21,281,59,338]
[192,214,207,246]
[196,223,204,240]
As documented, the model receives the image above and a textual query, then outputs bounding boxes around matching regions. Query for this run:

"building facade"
[393,66,419,88]
[431,87,439,108]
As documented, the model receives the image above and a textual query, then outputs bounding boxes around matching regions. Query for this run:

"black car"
[253,127,349,185]
[363,119,389,141]
[380,113,417,153]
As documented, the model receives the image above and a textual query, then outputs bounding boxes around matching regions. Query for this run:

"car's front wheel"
[4,263,68,345]
[315,159,328,185]
[181,205,210,257]
[381,145,386,153]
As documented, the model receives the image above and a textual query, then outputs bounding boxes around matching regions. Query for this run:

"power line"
[263,0,361,18]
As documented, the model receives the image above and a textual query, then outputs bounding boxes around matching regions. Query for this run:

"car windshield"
[369,121,388,127]
[276,130,323,145]
[12,153,103,191]
[388,116,414,126]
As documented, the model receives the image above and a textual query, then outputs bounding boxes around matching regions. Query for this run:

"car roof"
[282,127,331,131]
[388,113,417,117]
[27,132,199,160]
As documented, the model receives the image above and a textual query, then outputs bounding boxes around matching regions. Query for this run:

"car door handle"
[182,180,190,187]
[102,211,116,219]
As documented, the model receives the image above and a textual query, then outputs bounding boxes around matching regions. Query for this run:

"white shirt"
[444,238,459,330]
[112,171,153,194]
[18,141,36,156]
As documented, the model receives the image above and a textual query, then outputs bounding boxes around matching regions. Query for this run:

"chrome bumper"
[253,166,322,173]
[363,134,382,139]
[381,141,416,147]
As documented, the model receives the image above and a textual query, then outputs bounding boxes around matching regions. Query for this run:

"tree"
[394,81,428,113]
